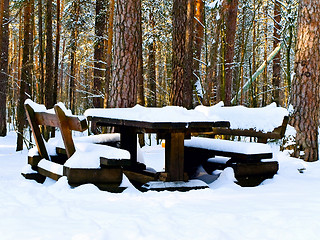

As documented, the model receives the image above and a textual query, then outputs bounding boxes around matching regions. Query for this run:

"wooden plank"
[34,112,60,127]
[54,105,76,158]
[28,155,43,169]
[38,166,63,181]
[63,166,123,185]
[185,146,272,163]
[24,103,50,160]
[233,161,278,177]
[90,116,230,131]
[66,116,87,132]
[100,157,131,167]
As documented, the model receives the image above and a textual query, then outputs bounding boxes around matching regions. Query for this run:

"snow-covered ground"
[1,131,320,240]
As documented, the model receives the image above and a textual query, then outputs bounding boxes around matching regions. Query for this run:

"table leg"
[164,132,188,182]
[120,127,137,163]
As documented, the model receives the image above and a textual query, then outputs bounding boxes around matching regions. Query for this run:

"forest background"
[0,0,318,161]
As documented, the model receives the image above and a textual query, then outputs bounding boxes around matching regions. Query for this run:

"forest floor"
[0,131,320,240]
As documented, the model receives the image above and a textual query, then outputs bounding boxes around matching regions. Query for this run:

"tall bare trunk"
[272,0,281,106]
[291,0,320,162]
[17,0,33,150]
[93,0,106,108]
[104,0,114,108]
[170,0,187,106]
[54,0,61,104]
[45,0,53,109]
[38,0,44,104]
[110,0,142,108]
[183,0,194,109]
[0,0,9,136]
[223,0,238,106]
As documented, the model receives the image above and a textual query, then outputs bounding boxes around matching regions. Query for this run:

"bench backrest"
[25,99,88,160]
[209,116,289,143]
[25,100,60,160]
[54,103,87,158]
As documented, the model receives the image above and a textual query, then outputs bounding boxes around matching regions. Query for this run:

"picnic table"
[84,106,230,182]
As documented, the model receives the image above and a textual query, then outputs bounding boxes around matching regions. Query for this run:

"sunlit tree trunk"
[93,0,106,108]
[291,0,320,162]
[104,0,114,108]
[183,0,194,109]
[170,0,187,106]
[136,0,145,106]
[110,0,142,107]
[45,0,53,109]
[147,9,156,107]
[53,0,61,105]
[272,0,281,106]
[17,0,33,150]
[223,0,238,106]
[38,0,44,104]
[0,0,9,136]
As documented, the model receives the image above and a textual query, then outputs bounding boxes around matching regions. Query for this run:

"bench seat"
[184,137,278,186]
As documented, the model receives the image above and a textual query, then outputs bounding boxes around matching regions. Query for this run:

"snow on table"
[194,101,288,132]
[84,102,288,133]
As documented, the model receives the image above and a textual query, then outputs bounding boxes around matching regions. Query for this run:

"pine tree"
[0,0,9,136]
[291,0,320,161]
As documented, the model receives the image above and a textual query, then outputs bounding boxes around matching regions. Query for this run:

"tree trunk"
[170,0,187,106]
[53,0,61,105]
[291,0,320,162]
[69,1,80,113]
[17,0,33,150]
[272,0,281,106]
[147,35,156,106]
[104,0,114,108]
[110,0,142,108]
[183,0,194,109]
[136,0,145,106]
[45,0,54,109]
[93,0,106,108]
[38,0,44,104]
[0,0,9,136]
[223,0,238,106]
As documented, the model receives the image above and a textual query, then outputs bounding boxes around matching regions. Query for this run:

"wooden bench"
[22,99,130,191]
[184,137,278,186]
[205,116,289,143]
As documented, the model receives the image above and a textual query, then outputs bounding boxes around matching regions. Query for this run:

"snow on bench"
[184,137,278,187]
[184,137,273,162]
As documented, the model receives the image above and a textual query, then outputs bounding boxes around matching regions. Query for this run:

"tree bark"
[170,0,187,106]
[45,0,54,109]
[136,0,145,106]
[38,0,44,104]
[272,0,281,106]
[223,0,238,106]
[93,0,106,108]
[110,0,142,108]
[104,0,114,108]
[147,37,156,106]
[17,0,33,150]
[291,0,320,162]
[53,0,61,105]
[183,0,194,109]
[0,0,9,136]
